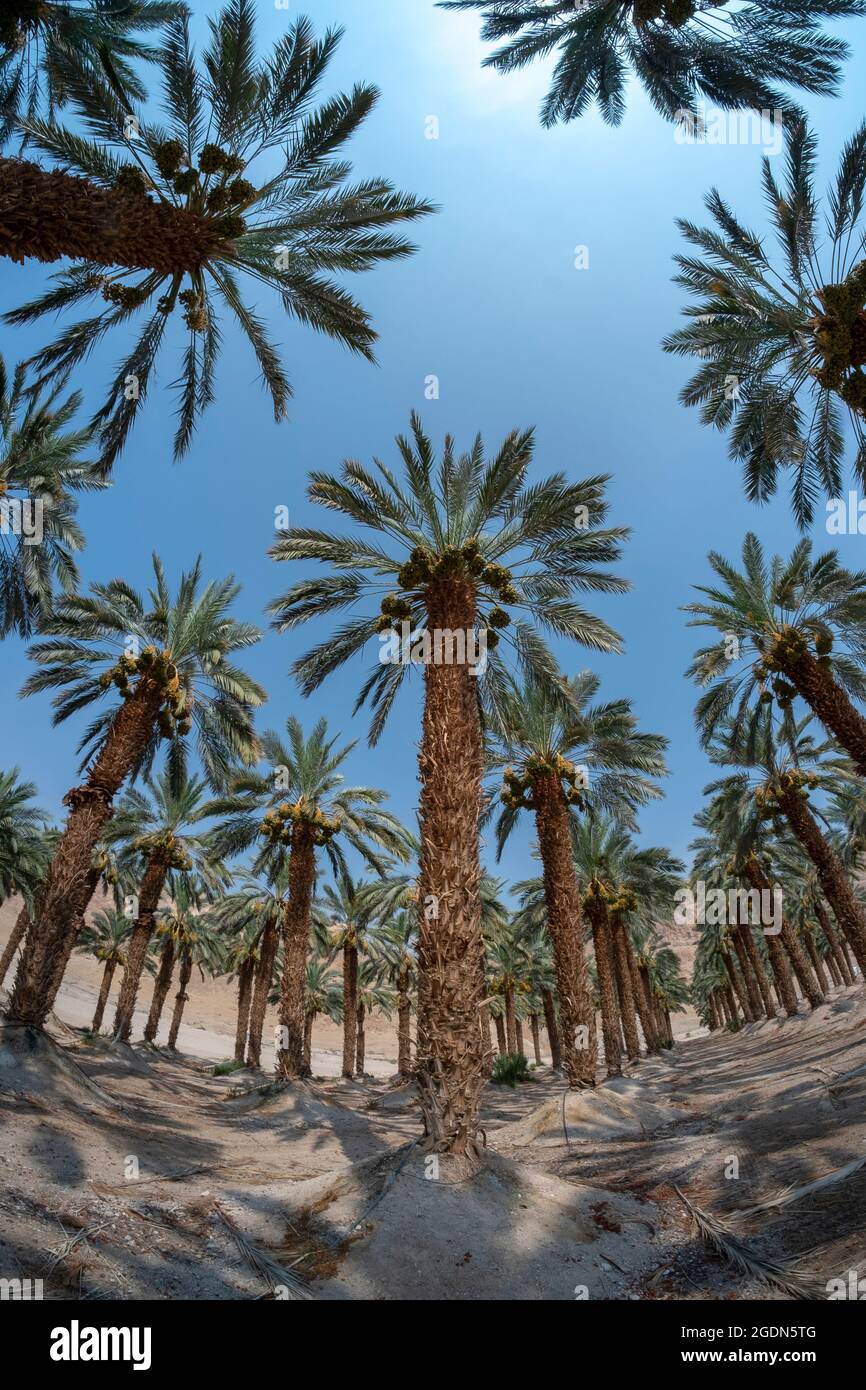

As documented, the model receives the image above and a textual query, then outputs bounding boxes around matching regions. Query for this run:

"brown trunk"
[479,1001,494,1078]
[91,959,117,1033]
[397,962,413,1078]
[540,988,562,1069]
[779,917,823,1006]
[586,897,621,1077]
[166,954,192,1051]
[415,579,486,1155]
[664,1007,674,1045]
[723,983,739,1026]
[625,937,660,1052]
[708,992,721,1030]
[342,941,358,1078]
[783,644,866,777]
[723,950,751,1023]
[515,1017,524,1056]
[530,1014,542,1065]
[233,957,254,1065]
[503,983,518,1054]
[303,1011,315,1076]
[494,1014,507,1055]
[8,678,163,1027]
[0,156,227,274]
[532,774,597,1086]
[113,853,169,1042]
[743,858,800,1017]
[0,905,29,986]
[730,926,764,1019]
[356,1000,366,1076]
[143,938,175,1044]
[246,920,279,1068]
[824,950,843,987]
[610,913,641,1060]
[803,929,830,994]
[276,831,314,1080]
[779,788,866,977]
[736,922,776,1019]
[815,900,854,984]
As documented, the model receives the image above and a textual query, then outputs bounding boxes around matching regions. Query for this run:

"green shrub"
[492,1052,532,1087]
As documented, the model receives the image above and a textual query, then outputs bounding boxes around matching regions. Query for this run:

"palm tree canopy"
[663,118,866,527]
[104,768,232,897]
[208,715,412,881]
[0,1,182,141]
[0,767,50,902]
[439,2,861,129]
[20,551,266,789]
[685,532,866,746]
[0,354,105,637]
[270,412,628,744]
[76,905,132,965]
[5,1,434,468]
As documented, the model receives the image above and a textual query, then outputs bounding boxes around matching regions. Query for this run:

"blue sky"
[3,0,866,888]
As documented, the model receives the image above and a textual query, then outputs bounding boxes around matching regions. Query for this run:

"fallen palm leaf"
[213,1202,312,1301]
[733,1153,866,1221]
[674,1186,822,1300]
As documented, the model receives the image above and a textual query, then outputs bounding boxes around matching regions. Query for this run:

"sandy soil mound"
[227,1145,665,1300]
[0,1022,121,1111]
[496,1075,681,1149]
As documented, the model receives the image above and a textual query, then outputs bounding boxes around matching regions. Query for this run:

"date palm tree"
[484,913,533,1056]
[301,954,342,1076]
[209,717,410,1080]
[76,906,134,1033]
[209,869,288,1068]
[354,958,394,1077]
[4,2,433,468]
[1,356,104,638]
[103,770,229,1042]
[0,770,51,989]
[487,670,667,1082]
[7,553,264,1029]
[376,908,417,1080]
[155,878,224,1051]
[686,533,866,776]
[664,118,866,527]
[440,2,859,129]
[0,1,179,141]
[316,871,390,1080]
[270,412,627,1154]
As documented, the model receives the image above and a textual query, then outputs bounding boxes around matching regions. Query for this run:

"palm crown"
[664,118,866,527]
[0,767,50,902]
[6,1,434,467]
[270,412,628,742]
[21,552,266,789]
[104,769,231,897]
[0,355,104,637]
[440,1,861,128]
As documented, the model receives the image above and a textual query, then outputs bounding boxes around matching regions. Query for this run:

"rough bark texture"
[415,578,487,1155]
[587,897,622,1077]
[341,941,358,1079]
[730,927,764,1019]
[91,960,117,1033]
[530,1014,542,1065]
[532,774,597,1085]
[0,157,227,274]
[803,929,829,994]
[737,922,776,1020]
[166,954,191,1051]
[397,962,413,1078]
[303,1012,315,1075]
[540,988,562,1069]
[9,679,163,1027]
[246,920,278,1068]
[233,958,254,1065]
[610,913,641,1060]
[815,900,854,984]
[723,950,752,1022]
[494,1014,507,1055]
[515,1017,524,1055]
[625,935,659,1053]
[779,787,866,977]
[276,831,315,1080]
[144,939,175,1044]
[784,645,866,776]
[356,1000,366,1076]
[112,853,169,1042]
[0,905,28,986]
[743,858,799,1017]
[503,984,518,1054]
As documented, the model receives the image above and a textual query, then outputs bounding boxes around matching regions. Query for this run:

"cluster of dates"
[99,646,191,741]
[260,800,342,848]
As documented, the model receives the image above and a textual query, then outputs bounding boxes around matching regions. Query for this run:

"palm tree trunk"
[166,954,192,1051]
[0,156,224,274]
[723,950,753,1022]
[503,984,518,1053]
[708,992,721,1030]
[742,858,800,1017]
[276,831,314,1080]
[610,914,641,1061]
[234,957,255,1065]
[586,897,621,1077]
[341,942,358,1079]
[780,918,824,1006]
[494,1014,507,1055]
[779,788,866,977]
[723,983,740,1027]
[736,923,775,1019]
[730,926,764,1019]
[625,937,660,1053]
[143,938,175,1044]
[532,774,597,1086]
[530,1014,542,1065]
[8,679,163,1027]
[824,950,843,987]
[113,854,169,1042]
[803,929,829,994]
[815,901,854,984]
[540,988,562,1069]
[415,583,486,1155]
[356,1000,366,1076]
[91,959,117,1033]
[515,1017,524,1055]
[0,905,28,987]
[246,921,279,1068]
[303,1011,315,1076]
[781,644,866,777]
[397,962,413,1079]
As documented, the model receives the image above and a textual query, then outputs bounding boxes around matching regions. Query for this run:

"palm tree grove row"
[1,0,866,1312]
